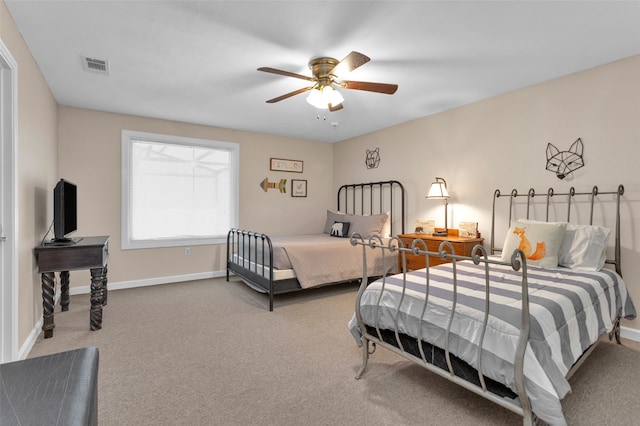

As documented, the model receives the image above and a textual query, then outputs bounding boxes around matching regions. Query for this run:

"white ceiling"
[5,1,640,143]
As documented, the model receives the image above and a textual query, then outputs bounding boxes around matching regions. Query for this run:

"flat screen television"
[53,179,78,243]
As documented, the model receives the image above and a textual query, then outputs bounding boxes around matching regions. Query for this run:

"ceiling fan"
[258,51,398,112]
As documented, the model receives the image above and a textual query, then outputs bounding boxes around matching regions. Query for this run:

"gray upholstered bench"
[0,346,99,426]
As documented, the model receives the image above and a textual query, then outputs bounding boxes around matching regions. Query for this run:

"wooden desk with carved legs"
[34,236,109,338]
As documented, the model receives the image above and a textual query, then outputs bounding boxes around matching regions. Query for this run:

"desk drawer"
[35,236,110,273]
[399,238,462,270]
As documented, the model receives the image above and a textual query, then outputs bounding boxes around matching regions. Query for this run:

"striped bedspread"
[351,258,636,425]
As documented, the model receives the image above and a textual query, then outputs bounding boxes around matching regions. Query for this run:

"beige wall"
[5,0,639,353]
[58,107,333,285]
[334,55,640,329]
[1,2,59,348]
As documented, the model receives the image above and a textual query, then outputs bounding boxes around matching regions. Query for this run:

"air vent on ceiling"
[81,56,110,75]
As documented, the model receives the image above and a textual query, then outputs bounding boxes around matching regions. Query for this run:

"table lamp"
[426,177,450,236]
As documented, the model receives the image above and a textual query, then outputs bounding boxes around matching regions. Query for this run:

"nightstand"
[397,231,484,271]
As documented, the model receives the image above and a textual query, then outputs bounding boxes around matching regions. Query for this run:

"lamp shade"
[325,85,344,107]
[306,87,328,109]
[426,178,449,199]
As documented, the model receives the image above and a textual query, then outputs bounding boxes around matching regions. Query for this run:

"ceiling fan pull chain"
[315,109,328,121]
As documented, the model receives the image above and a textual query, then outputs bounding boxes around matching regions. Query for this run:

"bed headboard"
[491,185,625,274]
[337,180,405,236]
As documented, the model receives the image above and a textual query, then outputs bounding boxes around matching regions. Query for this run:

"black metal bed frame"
[226,180,405,311]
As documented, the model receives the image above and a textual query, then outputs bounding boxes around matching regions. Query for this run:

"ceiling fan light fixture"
[325,85,344,107]
[306,85,343,110]
[260,51,396,110]
[306,87,328,109]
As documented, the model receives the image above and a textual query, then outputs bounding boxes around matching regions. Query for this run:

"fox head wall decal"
[546,138,584,180]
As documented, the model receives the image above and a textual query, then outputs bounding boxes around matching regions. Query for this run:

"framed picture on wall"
[270,158,303,173]
[291,179,307,197]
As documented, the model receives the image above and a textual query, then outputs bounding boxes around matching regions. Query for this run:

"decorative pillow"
[349,213,389,238]
[323,210,389,238]
[329,221,350,238]
[501,220,567,268]
[559,224,610,270]
[324,210,347,234]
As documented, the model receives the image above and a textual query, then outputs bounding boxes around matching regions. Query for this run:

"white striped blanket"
[351,258,636,425]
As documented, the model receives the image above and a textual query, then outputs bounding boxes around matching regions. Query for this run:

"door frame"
[0,38,18,363]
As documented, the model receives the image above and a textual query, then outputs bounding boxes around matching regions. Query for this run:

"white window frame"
[121,130,239,249]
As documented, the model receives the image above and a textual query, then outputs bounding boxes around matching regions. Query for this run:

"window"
[121,130,239,249]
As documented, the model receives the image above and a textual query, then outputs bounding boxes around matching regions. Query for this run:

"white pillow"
[559,224,610,270]
[501,220,567,268]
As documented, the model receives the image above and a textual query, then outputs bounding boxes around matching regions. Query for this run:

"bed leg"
[522,412,537,426]
[355,340,375,379]
[609,317,621,344]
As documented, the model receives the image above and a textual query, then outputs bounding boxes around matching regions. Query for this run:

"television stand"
[34,236,109,338]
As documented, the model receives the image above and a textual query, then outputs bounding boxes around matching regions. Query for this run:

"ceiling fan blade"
[330,51,370,77]
[266,86,312,103]
[340,80,398,94]
[329,103,344,112]
[257,67,316,82]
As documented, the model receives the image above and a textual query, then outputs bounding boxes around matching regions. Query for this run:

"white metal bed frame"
[351,184,625,425]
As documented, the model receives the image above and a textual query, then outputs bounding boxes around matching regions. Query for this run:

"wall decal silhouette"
[546,138,584,179]
[365,148,380,169]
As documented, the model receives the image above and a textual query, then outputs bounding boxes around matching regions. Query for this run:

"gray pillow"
[349,213,389,238]
[323,210,389,238]
[324,210,347,233]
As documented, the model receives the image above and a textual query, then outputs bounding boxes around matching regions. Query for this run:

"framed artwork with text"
[270,158,303,173]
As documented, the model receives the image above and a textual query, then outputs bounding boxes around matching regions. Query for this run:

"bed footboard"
[350,235,536,425]
[226,228,277,311]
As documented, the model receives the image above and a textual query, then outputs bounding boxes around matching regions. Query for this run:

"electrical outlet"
[185,247,191,256]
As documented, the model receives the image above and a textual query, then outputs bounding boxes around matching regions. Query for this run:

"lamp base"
[432,231,448,237]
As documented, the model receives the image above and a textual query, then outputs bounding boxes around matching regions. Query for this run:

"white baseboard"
[17,291,61,360]
[17,271,226,360]
[20,271,640,361]
[621,325,640,342]
[18,317,44,360]
[69,270,227,295]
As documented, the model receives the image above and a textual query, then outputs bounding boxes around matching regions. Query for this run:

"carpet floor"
[27,277,640,425]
